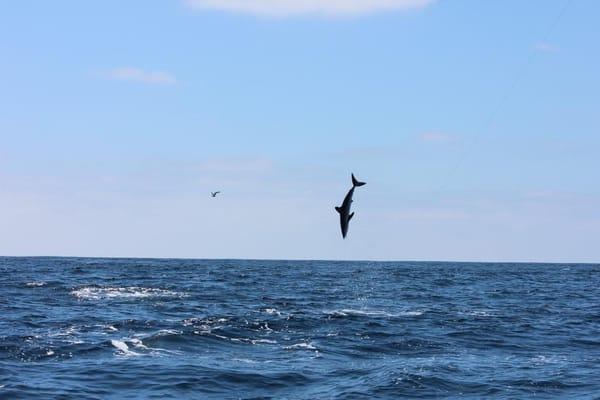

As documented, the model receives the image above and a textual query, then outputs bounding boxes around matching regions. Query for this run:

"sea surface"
[1,257,599,399]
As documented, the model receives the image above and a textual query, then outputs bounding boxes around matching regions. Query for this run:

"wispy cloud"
[183,0,435,17]
[419,132,454,143]
[105,67,177,85]
[534,42,559,53]
[197,157,273,174]
[190,157,274,189]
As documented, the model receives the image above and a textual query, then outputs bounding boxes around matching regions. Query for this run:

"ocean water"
[1,257,599,399]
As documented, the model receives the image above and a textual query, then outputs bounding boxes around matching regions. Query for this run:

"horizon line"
[0,254,597,266]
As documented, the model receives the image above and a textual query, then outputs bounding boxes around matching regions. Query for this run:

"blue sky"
[1,0,599,262]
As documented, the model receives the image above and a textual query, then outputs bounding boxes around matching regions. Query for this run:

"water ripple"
[0,257,599,398]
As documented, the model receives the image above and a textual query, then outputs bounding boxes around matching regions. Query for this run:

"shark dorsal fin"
[335,206,342,214]
[349,212,355,221]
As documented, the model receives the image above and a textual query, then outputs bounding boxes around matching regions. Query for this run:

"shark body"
[335,174,366,239]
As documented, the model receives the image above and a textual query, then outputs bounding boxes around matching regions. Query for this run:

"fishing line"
[436,0,573,193]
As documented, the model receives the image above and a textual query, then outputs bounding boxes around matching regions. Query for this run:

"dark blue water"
[1,257,599,399]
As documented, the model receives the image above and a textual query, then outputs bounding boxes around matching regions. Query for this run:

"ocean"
[0,257,599,399]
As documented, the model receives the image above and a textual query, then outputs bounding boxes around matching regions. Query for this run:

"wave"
[111,339,140,356]
[110,338,169,356]
[71,286,186,300]
[25,281,47,287]
[284,342,317,351]
[4,257,600,398]
[262,308,282,316]
[104,325,118,332]
[459,310,495,317]
[325,309,424,318]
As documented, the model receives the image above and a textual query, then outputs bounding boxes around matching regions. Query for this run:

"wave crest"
[72,286,185,300]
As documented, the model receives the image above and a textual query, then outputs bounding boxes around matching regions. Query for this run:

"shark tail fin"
[351,173,366,187]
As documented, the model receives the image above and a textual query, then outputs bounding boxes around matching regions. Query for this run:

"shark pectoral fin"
[349,212,355,221]
[335,206,342,214]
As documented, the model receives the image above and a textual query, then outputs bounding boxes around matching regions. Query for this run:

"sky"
[1,0,599,262]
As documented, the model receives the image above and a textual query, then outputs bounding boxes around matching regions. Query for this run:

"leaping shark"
[335,173,366,239]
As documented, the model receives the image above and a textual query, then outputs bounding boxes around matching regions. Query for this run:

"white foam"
[284,342,317,350]
[156,329,182,336]
[26,281,47,287]
[111,339,139,356]
[125,336,181,355]
[263,308,282,316]
[46,350,55,356]
[48,326,81,343]
[398,310,424,316]
[72,286,185,300]
[326,309,423,318]
[327,309,393,317]
[129,338,149,349]
[111,339,129,352]
[250,338,277,345]
[183,318,200,326]
[183,317,228,329]
[462,310,493,317]
[530,355,563,365]
[195,324,213,334]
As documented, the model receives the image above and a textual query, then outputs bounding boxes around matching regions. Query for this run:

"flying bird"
[335,174,366,239]
[211,191,221,197]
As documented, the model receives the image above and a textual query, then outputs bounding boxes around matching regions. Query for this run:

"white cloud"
[419,132,454,143]
[534,42,559,53]
[183,0,435,17]
[105,67,177,85]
